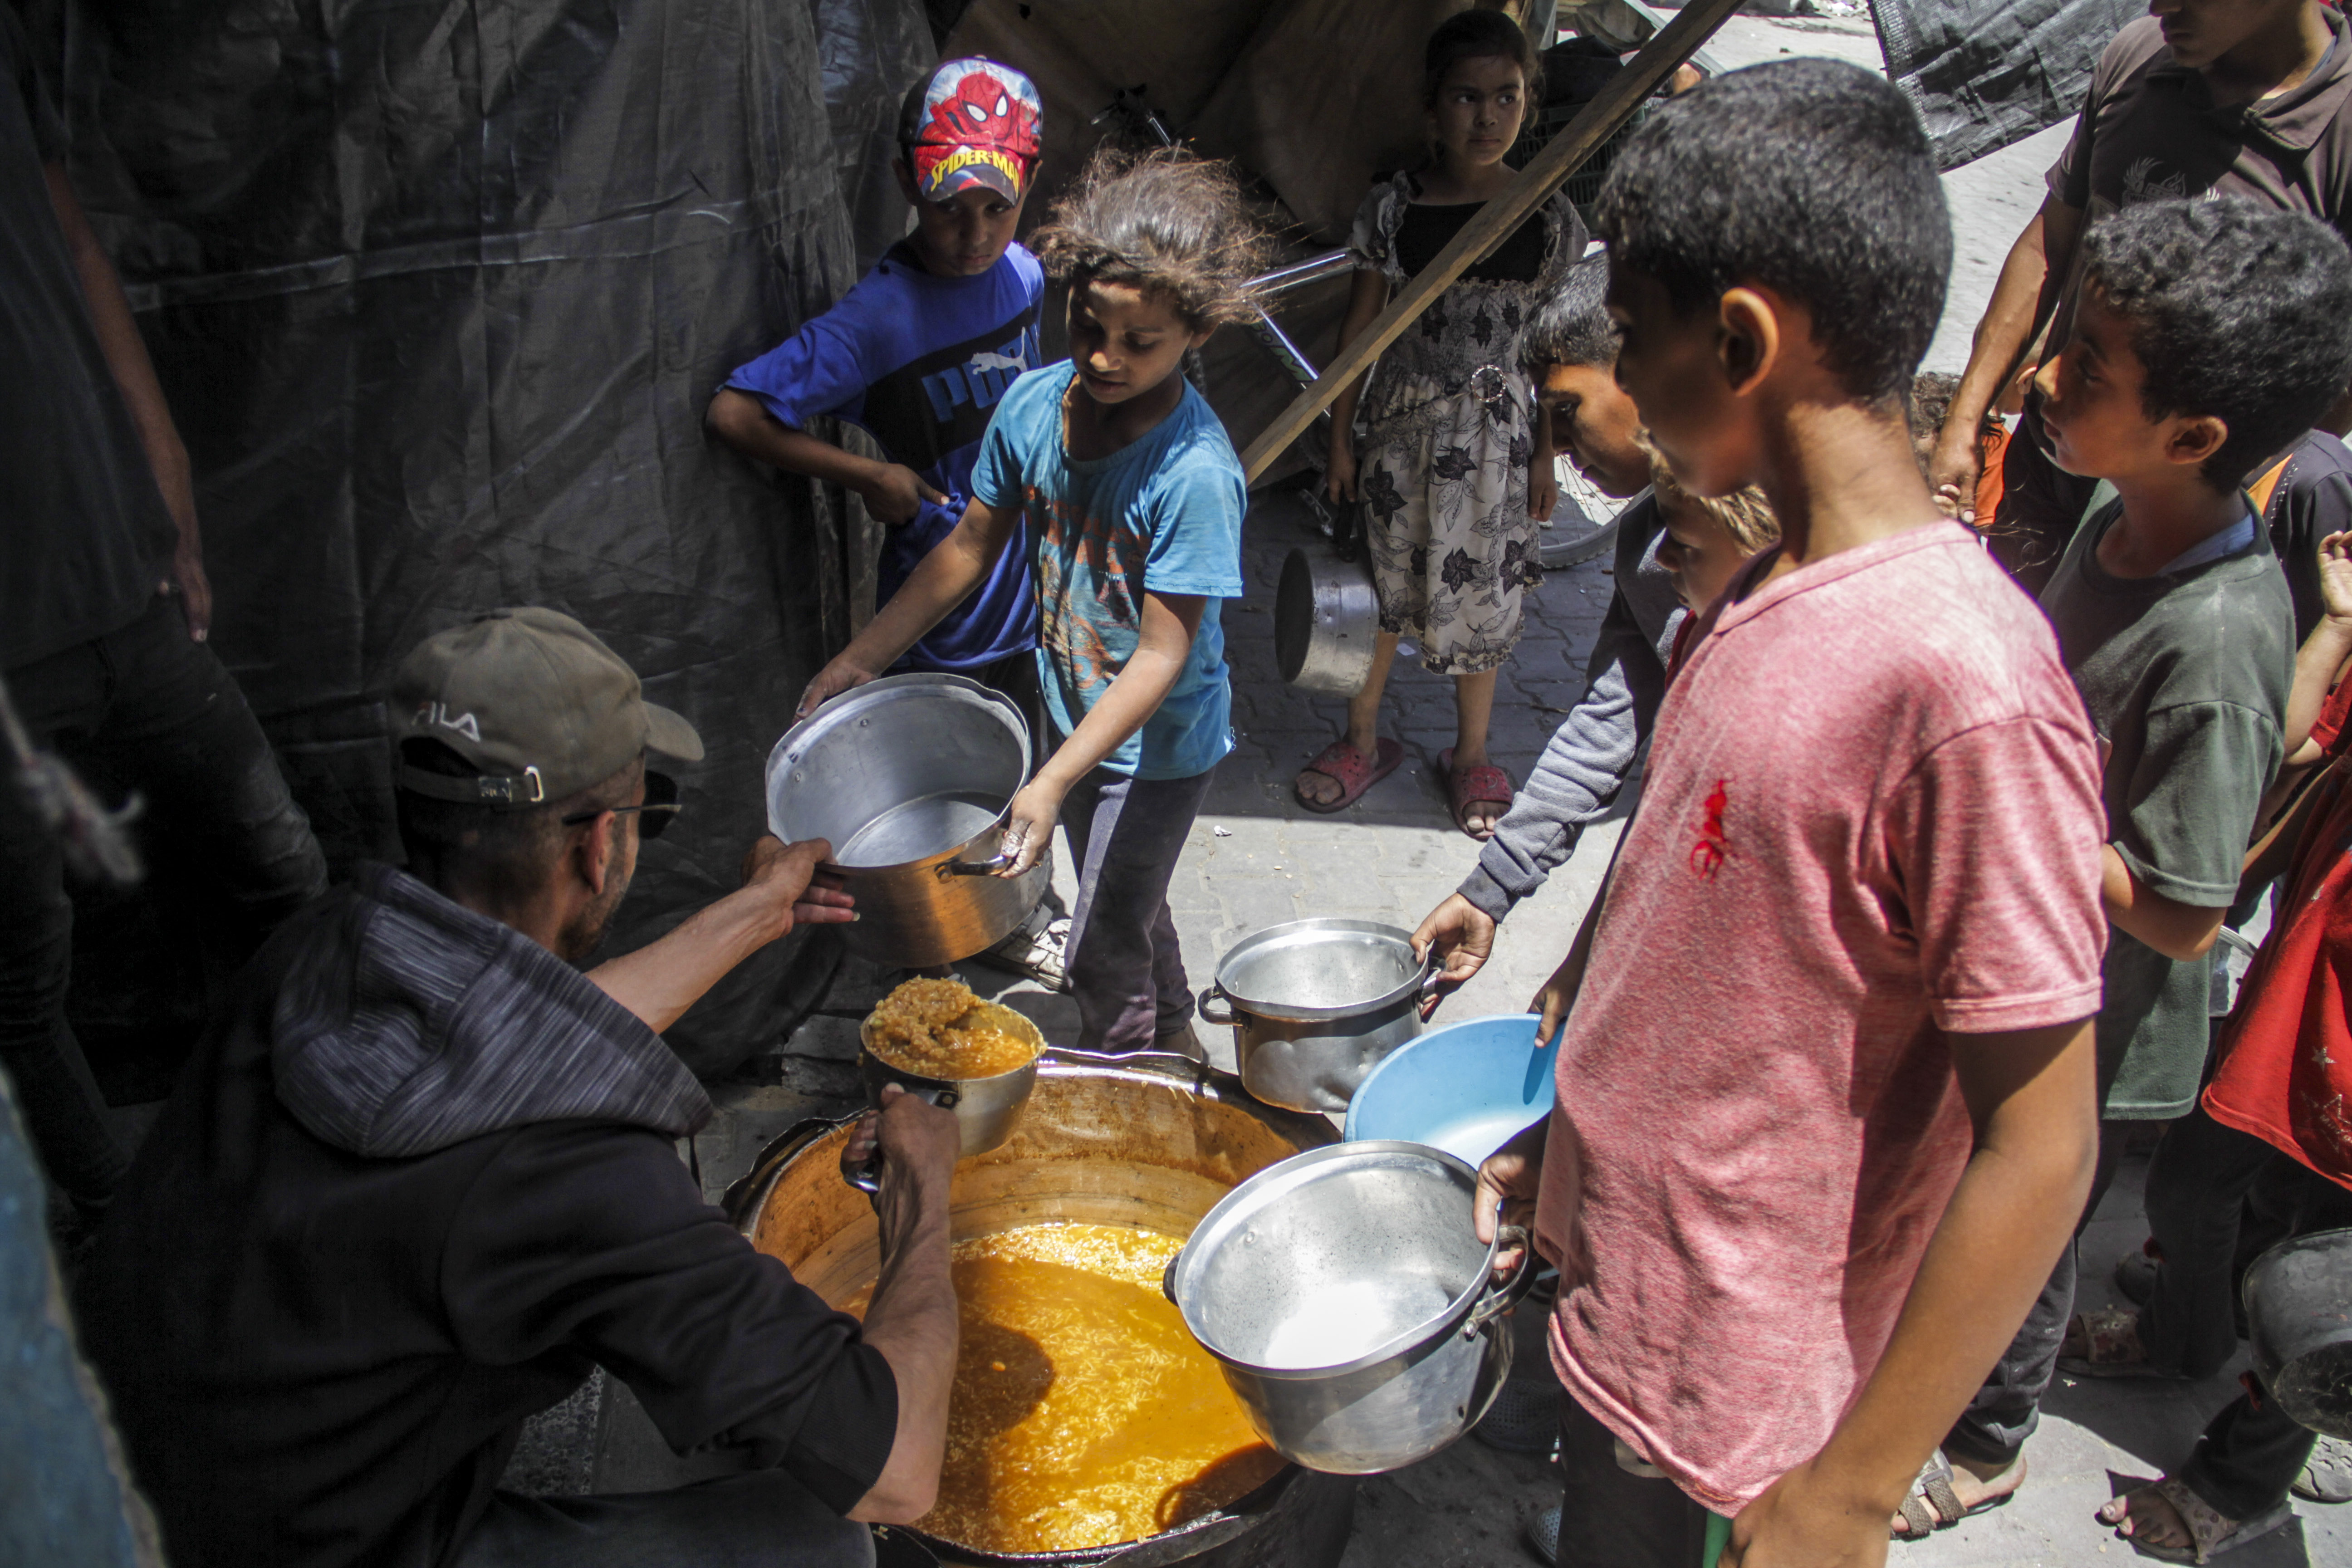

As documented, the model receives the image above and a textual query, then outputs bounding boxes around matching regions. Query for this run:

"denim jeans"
[1058,758,1215,1054]
[0,594,325,1200]
[450,1472,874,1568]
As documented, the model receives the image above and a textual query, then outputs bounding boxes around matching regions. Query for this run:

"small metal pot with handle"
[1198,919,1432,1113]
[1273,504,1379,697]
[767,674,1047,968]
[1163,1141,1534,1474]
[844,1001,1046,1196]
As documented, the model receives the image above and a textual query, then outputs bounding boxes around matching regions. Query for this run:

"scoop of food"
[864,976,1043,1081]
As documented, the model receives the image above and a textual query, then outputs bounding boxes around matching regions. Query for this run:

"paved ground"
[519,15,2352,1565]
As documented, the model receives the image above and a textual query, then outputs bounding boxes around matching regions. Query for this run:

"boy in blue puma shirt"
[709,58,1047,686]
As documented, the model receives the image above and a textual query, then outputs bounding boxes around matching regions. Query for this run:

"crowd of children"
[720,9,2352,1564]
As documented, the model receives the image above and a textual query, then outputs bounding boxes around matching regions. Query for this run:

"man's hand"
[1724,1457,1891,1568]
[1475,1118,1548,1276]
[1411,892,1497,1019]
[1000,775,1066,876]
[798,654,880,720]
[740,836,855,941]
[2318,530,2352,624]
[862,463,949,527]
[168,533,213,643]
[843,1083,962,1236]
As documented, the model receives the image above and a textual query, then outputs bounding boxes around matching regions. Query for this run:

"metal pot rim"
[766,672,1026,875]
[1170,1140,1504,1380]
[1209,919,1431,1022]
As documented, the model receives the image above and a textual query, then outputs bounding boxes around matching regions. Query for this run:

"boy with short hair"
[1475,60,2108,1567]
[1942,198,2352,1499]
[1411,258,1685,1007]
[708,58,1046,686]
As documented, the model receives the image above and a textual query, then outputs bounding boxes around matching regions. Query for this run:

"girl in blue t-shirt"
[801,148,1271,1056]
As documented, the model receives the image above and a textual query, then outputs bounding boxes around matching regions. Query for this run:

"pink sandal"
[1294,738,1403,813]
[1438,748,1514,840]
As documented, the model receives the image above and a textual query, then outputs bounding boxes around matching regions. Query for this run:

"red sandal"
[1294,738,1403,813]
[1438,748,1514,840]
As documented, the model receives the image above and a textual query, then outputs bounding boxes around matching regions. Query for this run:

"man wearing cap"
[76,608,962,1568]
[708,58,1069,988]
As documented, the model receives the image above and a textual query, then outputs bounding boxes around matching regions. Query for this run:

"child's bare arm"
[1323,268,1390,502]
[999,590,1207,874]
[2100,848,2227,962]
[707,389,946,524]
[2283,531,2352,762]
[1725,1016,2096,1568]
[798,500,1018,714]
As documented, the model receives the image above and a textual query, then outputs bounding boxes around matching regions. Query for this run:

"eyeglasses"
[562,769,681,841]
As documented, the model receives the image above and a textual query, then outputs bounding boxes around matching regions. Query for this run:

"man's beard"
[557,863,632,963]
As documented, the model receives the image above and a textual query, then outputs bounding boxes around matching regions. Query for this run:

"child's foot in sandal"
[1294,737,1402,813]
[1437,746,1514,839]
[2097,1475,2295,1562]
[2059,1307,2178,1378]
[1891,1450,2027,1539]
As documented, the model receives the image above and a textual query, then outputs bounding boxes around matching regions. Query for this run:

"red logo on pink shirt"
[1690,778,1731,878]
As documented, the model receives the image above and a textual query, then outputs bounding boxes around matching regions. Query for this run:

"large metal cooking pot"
[2244,1226,2352,1438]
[767,673,1048,967]
[724,1053,1355,1568]
[1197,920,1431,1113]
[1273,539,1378,697]
[1164,1142,1532,1475]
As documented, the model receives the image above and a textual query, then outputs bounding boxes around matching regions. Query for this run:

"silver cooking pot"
[1198,919,1431,1113]
[766,673,1047,967]
[723,1053,1357,1568]
[1273,544,1378,696]
[1165,1142,1532,1475]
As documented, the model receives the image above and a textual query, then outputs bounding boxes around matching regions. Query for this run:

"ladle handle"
[843,1084,963,1199]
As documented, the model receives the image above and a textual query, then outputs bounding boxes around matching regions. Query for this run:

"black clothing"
[448,1472,873,1568]
[78,864,897,1568]
[2259,430,2352,642]
[1394,199,1547,284]
[0,9,180,671]
[0,593,326,1199]
[1554,1393,1715,1567]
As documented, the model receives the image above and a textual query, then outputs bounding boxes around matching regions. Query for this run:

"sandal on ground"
[2297,1434,2352,1504]
[2100,1475,2295,1563]
[2060,1307,2177,1378]
[1893,1449,2023,1539]
[1437,747,1514,840]
[1294,738,1402,814]
[2116,1241,2160,1306]
[981,905,1072,992]
[1526,1504,1561,1566]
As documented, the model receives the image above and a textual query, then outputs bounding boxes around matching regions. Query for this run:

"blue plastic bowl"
[1341,1014,1558,1166]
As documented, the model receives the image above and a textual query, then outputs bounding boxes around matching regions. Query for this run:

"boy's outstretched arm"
[708,389,946,524]
[1725,1015,2097,1568]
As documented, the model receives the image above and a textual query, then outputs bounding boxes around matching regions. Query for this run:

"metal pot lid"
[1169,1141,1499,1380]
[1210,918,1428,1021]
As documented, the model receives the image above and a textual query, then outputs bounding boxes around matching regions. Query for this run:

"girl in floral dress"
[1294,9,1583,838]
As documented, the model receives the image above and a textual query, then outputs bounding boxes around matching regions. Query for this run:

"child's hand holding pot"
[998,774,1068,876]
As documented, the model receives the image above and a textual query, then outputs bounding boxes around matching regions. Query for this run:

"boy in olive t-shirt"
[1941,198,2352,1499]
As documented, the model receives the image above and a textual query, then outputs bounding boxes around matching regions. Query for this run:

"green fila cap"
[390,608,704,808]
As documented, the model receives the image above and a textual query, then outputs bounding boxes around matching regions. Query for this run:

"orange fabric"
[2246,453,2294,517]
[1972,423,2011,530]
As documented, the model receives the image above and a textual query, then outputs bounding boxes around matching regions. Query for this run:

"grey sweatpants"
[1059,760,1215,1054]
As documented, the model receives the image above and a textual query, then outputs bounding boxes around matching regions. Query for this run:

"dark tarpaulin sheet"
[41,0,933,1078]
[1872,0,2140,170]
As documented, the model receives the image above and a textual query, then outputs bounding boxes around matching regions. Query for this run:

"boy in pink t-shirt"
[1478,61,2109,1568]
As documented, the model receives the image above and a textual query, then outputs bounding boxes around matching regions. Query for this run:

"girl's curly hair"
[1029,146,1276,333]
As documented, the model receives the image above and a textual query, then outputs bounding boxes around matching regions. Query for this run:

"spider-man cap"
[897,58,1043,205]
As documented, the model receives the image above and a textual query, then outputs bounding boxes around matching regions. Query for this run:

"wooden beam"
[1239,0,1748,482]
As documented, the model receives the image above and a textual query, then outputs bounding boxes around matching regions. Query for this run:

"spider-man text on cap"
[914,64,1042,199]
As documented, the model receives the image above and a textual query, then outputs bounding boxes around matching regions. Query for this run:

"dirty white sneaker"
[984,906,1071,992]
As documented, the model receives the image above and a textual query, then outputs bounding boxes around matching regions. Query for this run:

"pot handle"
[1161,1248,1183,1305]
[844,1084,962,1197]
[1466,1224,1539,1333]
[938,849,1014,878]
[1197,984,1236,1026]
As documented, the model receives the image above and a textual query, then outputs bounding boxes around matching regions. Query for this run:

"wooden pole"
[1239,0,1748,482]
